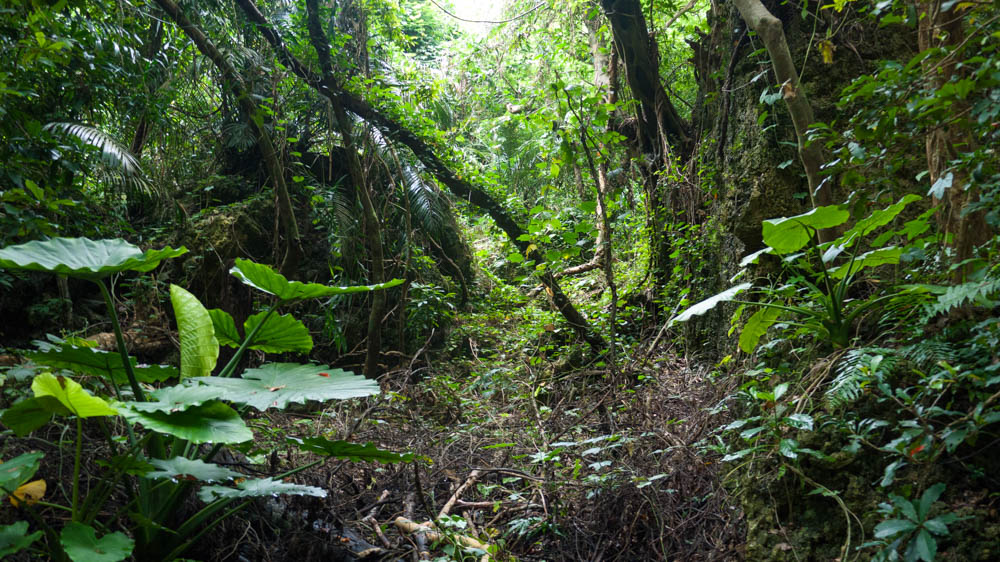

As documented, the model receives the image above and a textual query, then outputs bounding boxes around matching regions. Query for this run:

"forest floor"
[197,304,746,561]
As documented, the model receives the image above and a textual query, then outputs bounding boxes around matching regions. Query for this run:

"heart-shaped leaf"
[118,401,252,444]
[0,452,43,500]
[145,457,242,483]
[762,206,850,254]
[32,373,117,418]
[0,237,186,281]
[230,258,403,302]
[243,311,313,354]
[26,345,176,384]
[0,521,42,557]
[60,522,133,562]
[192,363,378,411]
[288,437,413,463]
[208,309,241,347]
[1,396,71,435]
[171,285,219,379]
[198,477,326,502]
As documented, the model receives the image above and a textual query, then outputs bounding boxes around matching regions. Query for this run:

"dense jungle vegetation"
[1,0,999,560]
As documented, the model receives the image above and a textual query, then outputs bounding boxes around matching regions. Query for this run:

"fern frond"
[827,347,898,408]
[925,276,1000,318]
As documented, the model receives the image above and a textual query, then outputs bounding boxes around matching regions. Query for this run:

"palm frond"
[44,122,154,198]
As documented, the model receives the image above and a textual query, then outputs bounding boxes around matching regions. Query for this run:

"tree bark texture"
[732,0,833,222]
[153,0,302,274]
[234,0,605,349]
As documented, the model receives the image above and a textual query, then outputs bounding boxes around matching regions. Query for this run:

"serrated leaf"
[739,306,783,353]
[171,285,219,379]
[0,521,42,557]
[25,345,176,384]
[192,363,378,411]
[198,477,326,502]
[672,283,753,325]
[0,452,43,500]
[762,206,850,253]
[230,259,402,302]
[32,373,117,417]
[244,311,313,354]
[119,401,251,444]
[918,482,946,520]
[874,518,917,538]
[0,237,185,281]
[208,309,241,347]
[146,457,242,483]
[60,522,133,562]
[289,437,414,463]
[1,396,70,435]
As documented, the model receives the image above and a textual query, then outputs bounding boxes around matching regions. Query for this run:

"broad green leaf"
[839,194,921,247]
[739,306,783,353]
[0,521,42,557]
[244,311,313,354]
[785,413,814,431]
[119,401,252,444]
[914,529,936,562]
[672,283,753,325]
[1,396,70,435]
[230,259,403,302]
[32,373,117,417]
[506,252,524,263]
[918,482,946,520]
[778,438,799,458]
[740,247,774,266]
[208,309,241,348]
[60,522,133,562]
[25,345,176,384]
[171,285,219,379]
[192,363,378,411]
[874,518,917,538]
[198,477,326,502]
[0,237,186,281]
[923,517,951,536]
[829,247,903,279]
[127,384,223,413]
[773,382,790,401]
[288,437,414,463]
[146,457,242,483]
[0,452,43,500]
[762,206,850,253]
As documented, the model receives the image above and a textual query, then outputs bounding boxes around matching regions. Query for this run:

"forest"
[0,0,998,560]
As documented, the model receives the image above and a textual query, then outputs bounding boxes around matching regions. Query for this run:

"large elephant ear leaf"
[230,258,403,302]
[118,401,252,444]
[32,373,117,418]
[762,206,850,254]
[25,344,176,384]
[244,312,313,354]
[0,521,42,558]
[288,437,414,463]
[145,457,242,483]
[672,283,753,326]
[171,285,219,379]
[198,477,326,502]
[60,522,133,562]
[0,237,185,281]
[193,363,378,411]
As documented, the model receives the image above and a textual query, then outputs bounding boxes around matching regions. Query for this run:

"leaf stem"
[96,280,146,400]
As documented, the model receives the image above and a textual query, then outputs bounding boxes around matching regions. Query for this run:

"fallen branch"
[437,469,482,520]
[394,517,491,558]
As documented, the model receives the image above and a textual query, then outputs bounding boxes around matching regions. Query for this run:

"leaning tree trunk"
[304,0,386,378]
[234,0,605,349]
[153,0,302,274]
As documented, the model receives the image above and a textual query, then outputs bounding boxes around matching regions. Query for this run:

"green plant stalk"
[72,417,82,521]
[96,280,146,401]
[217,300,282,378]
[162,500,252,562]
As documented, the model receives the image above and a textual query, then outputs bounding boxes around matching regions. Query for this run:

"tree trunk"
[153,0,302,274]
[732,0,834,229]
